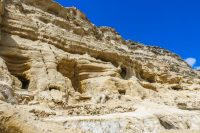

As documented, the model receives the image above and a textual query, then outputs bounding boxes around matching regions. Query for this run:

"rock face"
[0,0,200,133]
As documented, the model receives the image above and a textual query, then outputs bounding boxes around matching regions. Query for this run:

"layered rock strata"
[0,0,200,133]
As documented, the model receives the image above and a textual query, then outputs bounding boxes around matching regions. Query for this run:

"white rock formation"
[0,0,200,133]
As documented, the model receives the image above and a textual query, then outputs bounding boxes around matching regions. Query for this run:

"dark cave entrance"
[0,55,31,90]
[120,67,127,79]
[17,75,30,90]
[120,66,127,79]
[118,89,126,95]
[119,65,134,80]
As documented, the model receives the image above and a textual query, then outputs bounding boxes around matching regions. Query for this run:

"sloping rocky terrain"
[0,0,200,133]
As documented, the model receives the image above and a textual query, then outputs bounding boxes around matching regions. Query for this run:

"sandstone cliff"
[0,0,200,133]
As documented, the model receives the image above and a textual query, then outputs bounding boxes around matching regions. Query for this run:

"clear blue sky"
[55,0,200,68]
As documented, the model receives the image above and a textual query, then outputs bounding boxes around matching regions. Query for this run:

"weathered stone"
[0,0,199,133]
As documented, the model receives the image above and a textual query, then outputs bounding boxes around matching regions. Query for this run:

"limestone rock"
[0,0,199,132]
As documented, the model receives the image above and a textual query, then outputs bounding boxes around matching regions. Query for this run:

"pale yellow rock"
[50,89,63,103]
[0,91,5,101]
[0,0,199,132]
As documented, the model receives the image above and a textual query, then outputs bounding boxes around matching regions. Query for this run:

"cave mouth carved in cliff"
[119,65,134,80]
[120,66,127,79]
[16,75,30,90]
[0,54,31,90]
[57,59,80,92]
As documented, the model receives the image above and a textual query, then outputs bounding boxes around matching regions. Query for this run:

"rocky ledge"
[0,0,200,133]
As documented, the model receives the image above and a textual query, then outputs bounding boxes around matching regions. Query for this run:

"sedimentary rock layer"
[0,0,200,133]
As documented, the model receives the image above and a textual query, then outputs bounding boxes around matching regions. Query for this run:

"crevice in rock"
[39,50,49,76]
[95,55,119,68]
[48,85,61,91]
[120,66,127,79]
[171,85,182,91]
[118,89,126,95]
[16,75,29,90]
[119,65,134,80]
[158,117,177,130]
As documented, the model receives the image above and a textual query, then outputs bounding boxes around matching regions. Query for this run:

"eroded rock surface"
[0,0,200,133]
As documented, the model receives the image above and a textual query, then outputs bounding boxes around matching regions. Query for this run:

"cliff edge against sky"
[0,0,200,133]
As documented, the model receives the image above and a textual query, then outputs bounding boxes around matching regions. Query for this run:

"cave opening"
[57,60,80,92]
[120,66,127,79]
[145,77,155,83]
[118,89,126,95]
[17,75,30,90]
